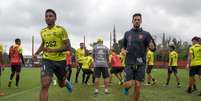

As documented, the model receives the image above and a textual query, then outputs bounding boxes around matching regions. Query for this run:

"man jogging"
[33,9,73,101]
[122,13,156,101]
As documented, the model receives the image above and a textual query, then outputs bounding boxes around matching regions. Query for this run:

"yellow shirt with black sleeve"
[76,48,85,63]
[189,44,201,66]
[169,51,178,66]
[82,56,93,69]
[146,50,154,66]
[40,25,68,61]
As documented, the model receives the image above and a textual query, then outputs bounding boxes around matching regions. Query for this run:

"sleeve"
[61,28,68,41]
[145,32,156,51]
[123,32,127,49]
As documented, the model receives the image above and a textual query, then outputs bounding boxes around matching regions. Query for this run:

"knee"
[41,81,50,89]
[135,81,141,88]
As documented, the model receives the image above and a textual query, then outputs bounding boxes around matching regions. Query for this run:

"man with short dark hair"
[33,9,73,101]
[8,38,25,88]
[186,36,201,96]
[75,42,86,83]
[122,13,156,101]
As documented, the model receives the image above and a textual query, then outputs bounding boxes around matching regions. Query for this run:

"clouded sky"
[0,0,201,55]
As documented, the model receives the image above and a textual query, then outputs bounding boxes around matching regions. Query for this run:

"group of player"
[0,9,201,101]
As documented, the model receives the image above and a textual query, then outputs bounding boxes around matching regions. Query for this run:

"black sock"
[193,84,197,90]
[85,74,90,84]
[152,78,155,82]
[10,72,15,81]
[16,75,20,86]
[75,68,81,82]
[82,72,85,84]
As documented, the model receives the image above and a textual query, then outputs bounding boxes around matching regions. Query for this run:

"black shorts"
[94,67,109,79]
[146,65,153,74]
[168,66,177,74]
[189,65,201,77]
[82,69,93,74]
[41,59,67,81]
[110,67,123,74]
[124,65,146,82]
[11,64,21,73]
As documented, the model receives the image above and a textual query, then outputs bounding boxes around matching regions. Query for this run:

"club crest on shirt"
[139,34,144,39]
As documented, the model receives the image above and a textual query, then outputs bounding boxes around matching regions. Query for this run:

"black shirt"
[123,28,155,65]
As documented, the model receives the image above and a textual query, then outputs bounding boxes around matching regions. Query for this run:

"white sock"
[105,89,108,92]
[95,89,99,92]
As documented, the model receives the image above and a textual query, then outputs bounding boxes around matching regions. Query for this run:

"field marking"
[0,86,40,100]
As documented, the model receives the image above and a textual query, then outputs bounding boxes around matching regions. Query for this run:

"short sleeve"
[61,28,68,41]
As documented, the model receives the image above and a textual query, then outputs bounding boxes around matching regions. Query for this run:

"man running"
[8,38,25,88]
[93,38,110,95]
[186,36,201,96]
[33,9,73,101]
[75,43,86,83]
[122,13,156,101]
[164,45,181,88]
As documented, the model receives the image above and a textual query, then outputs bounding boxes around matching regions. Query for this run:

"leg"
[165,67,172,85]
[103,67,110,94]
[40,76,52,101]
[67,65,72,81]
[8,66,16,88]
[85,72,91,84]
[94,67,101,94]
[15,65,21,87]
[82,69,86,84]
[15,72,20,87]
[75,63,82,83]
[133,80,141,101]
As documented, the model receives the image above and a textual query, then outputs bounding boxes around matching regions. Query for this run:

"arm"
[146,33,156,51]
[20,53,25,65]
[34,41,44,56]
[186,52,192,69]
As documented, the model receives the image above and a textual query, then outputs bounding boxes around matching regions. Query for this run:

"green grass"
[0,68,200,101]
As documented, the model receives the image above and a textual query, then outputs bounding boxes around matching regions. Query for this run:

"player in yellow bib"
[164,45,181,88]
[186,36,201,96]
[33,9,73,101]
[145,48,156,85]
[81,51,94,85]
[75,43,86,83]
